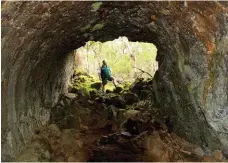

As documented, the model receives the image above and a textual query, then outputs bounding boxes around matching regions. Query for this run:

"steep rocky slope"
[15,74,228,162]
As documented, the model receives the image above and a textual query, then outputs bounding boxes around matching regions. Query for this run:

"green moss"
[80,87,90,98]
[91,23,105,32]
[123,81,131,89]
[187,83,194,92]
[72,72,99,97]
[80,25,91,32]
[105,82,115,91]
[91,81,102,90]
[91,2,103,12]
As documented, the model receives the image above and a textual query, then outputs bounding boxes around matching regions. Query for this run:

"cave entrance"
[70,36,158,93]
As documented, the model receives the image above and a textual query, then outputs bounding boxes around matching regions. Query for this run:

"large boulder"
[91,82,102,90]
[106,95,126,108]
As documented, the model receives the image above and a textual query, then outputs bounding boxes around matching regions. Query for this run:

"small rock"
[76,139,84,148]
[193,147,205,158]
[203,155,216,162]
[63,93,77,99]
[54,155,65,162]
[68,156,77,162]
[123,118,140,135]
[89,90,97,99]
[123,110,141,121]
[99,136,109,145]
[113,86,123,93]
[160,124,168,133]
[68,83,79,93]
[121,131,132,137]
[47,124,62,138]
[153,119,163,129]
[80,124,89,130]
[106,89,112,94]
[214,150,223,160]
[123,92,138,105]
[107,95,126,108]
[222,149,228,159]
[139,89,151,99]
[111,124,118,132]
[91,82,102,90]
[146,132,169,161]
[95,96,105,103]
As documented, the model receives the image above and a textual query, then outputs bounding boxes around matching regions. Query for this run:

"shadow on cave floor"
[15,72,227,162]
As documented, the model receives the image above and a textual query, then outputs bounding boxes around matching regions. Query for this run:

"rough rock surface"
[1,1,228,160]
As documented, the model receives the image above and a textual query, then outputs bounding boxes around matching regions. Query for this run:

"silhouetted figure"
[99,60,117,93]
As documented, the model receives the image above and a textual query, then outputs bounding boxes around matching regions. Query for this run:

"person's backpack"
[101,66,111,78]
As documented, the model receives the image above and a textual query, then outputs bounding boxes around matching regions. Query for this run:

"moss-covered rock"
[91,23,105,32]
[113,86,123,94]
[91,81,102,90]
[80,25,91,32]
[123,92,138,105]
[91,2,103,12]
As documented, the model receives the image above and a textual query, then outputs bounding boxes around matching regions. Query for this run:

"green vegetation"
[80,25,91,32]
[91,2,103,12]
[91,23,105,32]
[74,37,158,83]
[71,71,98,97]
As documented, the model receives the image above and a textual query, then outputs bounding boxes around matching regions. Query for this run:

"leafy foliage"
[74,37,158,82]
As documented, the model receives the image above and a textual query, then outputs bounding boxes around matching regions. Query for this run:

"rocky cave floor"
[15,72,228,162]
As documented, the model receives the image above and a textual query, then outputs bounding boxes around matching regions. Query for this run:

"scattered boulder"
[106,89,112,94]
[145,132,170,161]
[107,105,118,121]
[123,110,141,121]
[129,78,145,95]
[63,92,77,99]
[89,90,97,99]
[106,95,126,108]
[213,150,223,160]
[15,140,51,162]
[122,118,140,135]
[113,86,123,93]
[139,89,151,99]
[95,96,105,103]
[123,92,138,105]
[91,82,102,90]
[57,93,77,106]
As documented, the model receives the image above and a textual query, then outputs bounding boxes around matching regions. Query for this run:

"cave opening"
[69,36,158,94]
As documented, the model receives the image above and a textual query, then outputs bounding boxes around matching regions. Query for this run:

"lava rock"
[91,82,102,90]
[89,90,97,99]
[106,95,126,108]
[139,89,151,100]
[106,89,112,94]
[124,118,139,135]
[113,86,123,94]
[123,92,138,105]
[95,96,106,103]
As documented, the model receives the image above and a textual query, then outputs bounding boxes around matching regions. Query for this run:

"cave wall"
[1,1,228,160]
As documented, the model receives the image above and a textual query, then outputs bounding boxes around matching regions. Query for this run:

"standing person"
[99,60,117,93]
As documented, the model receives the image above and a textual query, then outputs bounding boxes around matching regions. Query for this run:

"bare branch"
[134,66,153,78]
